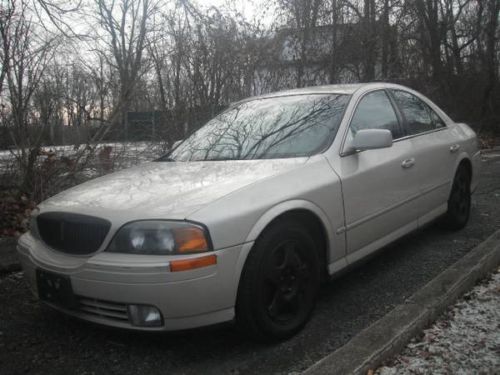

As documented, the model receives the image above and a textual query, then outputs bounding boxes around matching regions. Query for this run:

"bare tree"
[0,0,16,97]
[93,0,155,139]
[1,0,57,196]
[478,0,500,123]
[277,0,323,87]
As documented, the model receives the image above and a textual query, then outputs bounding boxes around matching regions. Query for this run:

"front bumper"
[17,232,250,331]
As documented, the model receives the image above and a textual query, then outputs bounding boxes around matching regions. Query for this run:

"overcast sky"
[29,0,278,64]
[199,0,276,27]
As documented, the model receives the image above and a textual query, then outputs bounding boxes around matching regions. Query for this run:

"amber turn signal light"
[170,254,217,272]
[174,227,209,253]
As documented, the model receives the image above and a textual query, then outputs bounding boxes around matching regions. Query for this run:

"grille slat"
[77,296,130,322]
[79,297,128,312]
[79,306,129,321]
[37,212,111,255]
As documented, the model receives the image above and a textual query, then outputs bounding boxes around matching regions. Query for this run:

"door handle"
[401,158,415,169]
[450,144,460,153]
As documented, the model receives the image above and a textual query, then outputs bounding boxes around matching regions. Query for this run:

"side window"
[349,90,401,139]
[391,90,442,135]
[429,108,446,129]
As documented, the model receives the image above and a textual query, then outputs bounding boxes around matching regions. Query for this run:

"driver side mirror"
[348,129,393,153]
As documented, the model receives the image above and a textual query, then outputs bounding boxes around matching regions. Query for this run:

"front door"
[336,90,421,260]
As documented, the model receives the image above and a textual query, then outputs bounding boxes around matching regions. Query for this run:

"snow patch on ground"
[376,267,500,375]
[0,142,167,174]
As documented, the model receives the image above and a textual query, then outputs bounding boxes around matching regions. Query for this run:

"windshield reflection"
[163,94,350,161]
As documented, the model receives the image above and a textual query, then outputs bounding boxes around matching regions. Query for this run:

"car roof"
[232,83,395,106]
[259,83,364,97]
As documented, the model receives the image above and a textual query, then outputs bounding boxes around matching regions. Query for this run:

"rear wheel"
[442,166,471,230]
[236,220,320,341]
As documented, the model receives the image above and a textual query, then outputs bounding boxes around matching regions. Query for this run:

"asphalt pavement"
[1,150,500,375]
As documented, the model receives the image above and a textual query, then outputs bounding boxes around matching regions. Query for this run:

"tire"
[442,166,471,230]
[236,219,321,342]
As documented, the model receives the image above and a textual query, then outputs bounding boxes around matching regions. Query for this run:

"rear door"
[336,90,421,259]
[389,89,458,223]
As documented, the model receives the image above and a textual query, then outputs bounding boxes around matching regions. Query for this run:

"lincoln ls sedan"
[17,83,481,341]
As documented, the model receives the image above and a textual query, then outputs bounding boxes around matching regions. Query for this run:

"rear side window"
[349,90,402,139]
[429,108,446,128]
[391,90,445,135]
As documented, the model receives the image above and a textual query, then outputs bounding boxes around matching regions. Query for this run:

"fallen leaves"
[0,190,36,237]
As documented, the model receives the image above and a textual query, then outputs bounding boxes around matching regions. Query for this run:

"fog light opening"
[127,305,163,327]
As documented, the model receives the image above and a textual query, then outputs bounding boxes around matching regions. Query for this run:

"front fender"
[244,199,333,244]
[229,200,336,302]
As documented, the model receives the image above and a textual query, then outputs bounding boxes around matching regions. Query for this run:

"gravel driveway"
[1,150,500,375]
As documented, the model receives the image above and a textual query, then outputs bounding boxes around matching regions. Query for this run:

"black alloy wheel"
[264,240,315,324]
[442,166,471,230]
[236,219,321,341]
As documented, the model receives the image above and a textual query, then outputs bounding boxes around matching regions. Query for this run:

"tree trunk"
[363,0,376,81]
[480,0,500,123]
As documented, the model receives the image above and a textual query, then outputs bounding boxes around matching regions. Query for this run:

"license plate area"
[36,269,77,309]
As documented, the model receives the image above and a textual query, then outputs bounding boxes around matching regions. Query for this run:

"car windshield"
[162,94,349,161]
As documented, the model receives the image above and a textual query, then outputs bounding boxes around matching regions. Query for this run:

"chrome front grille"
[37,212,111,255]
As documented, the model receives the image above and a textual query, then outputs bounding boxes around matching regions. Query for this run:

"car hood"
[39,158,309,219]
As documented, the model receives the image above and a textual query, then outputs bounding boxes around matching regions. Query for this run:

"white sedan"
[17,83,480,341]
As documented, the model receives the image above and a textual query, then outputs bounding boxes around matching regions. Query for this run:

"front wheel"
[442,166,471,230]
[236,220,321,341]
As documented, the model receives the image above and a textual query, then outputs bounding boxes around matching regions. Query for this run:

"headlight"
[106,220,211,255]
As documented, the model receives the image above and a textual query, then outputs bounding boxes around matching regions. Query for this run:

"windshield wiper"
[155,155,176,162]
